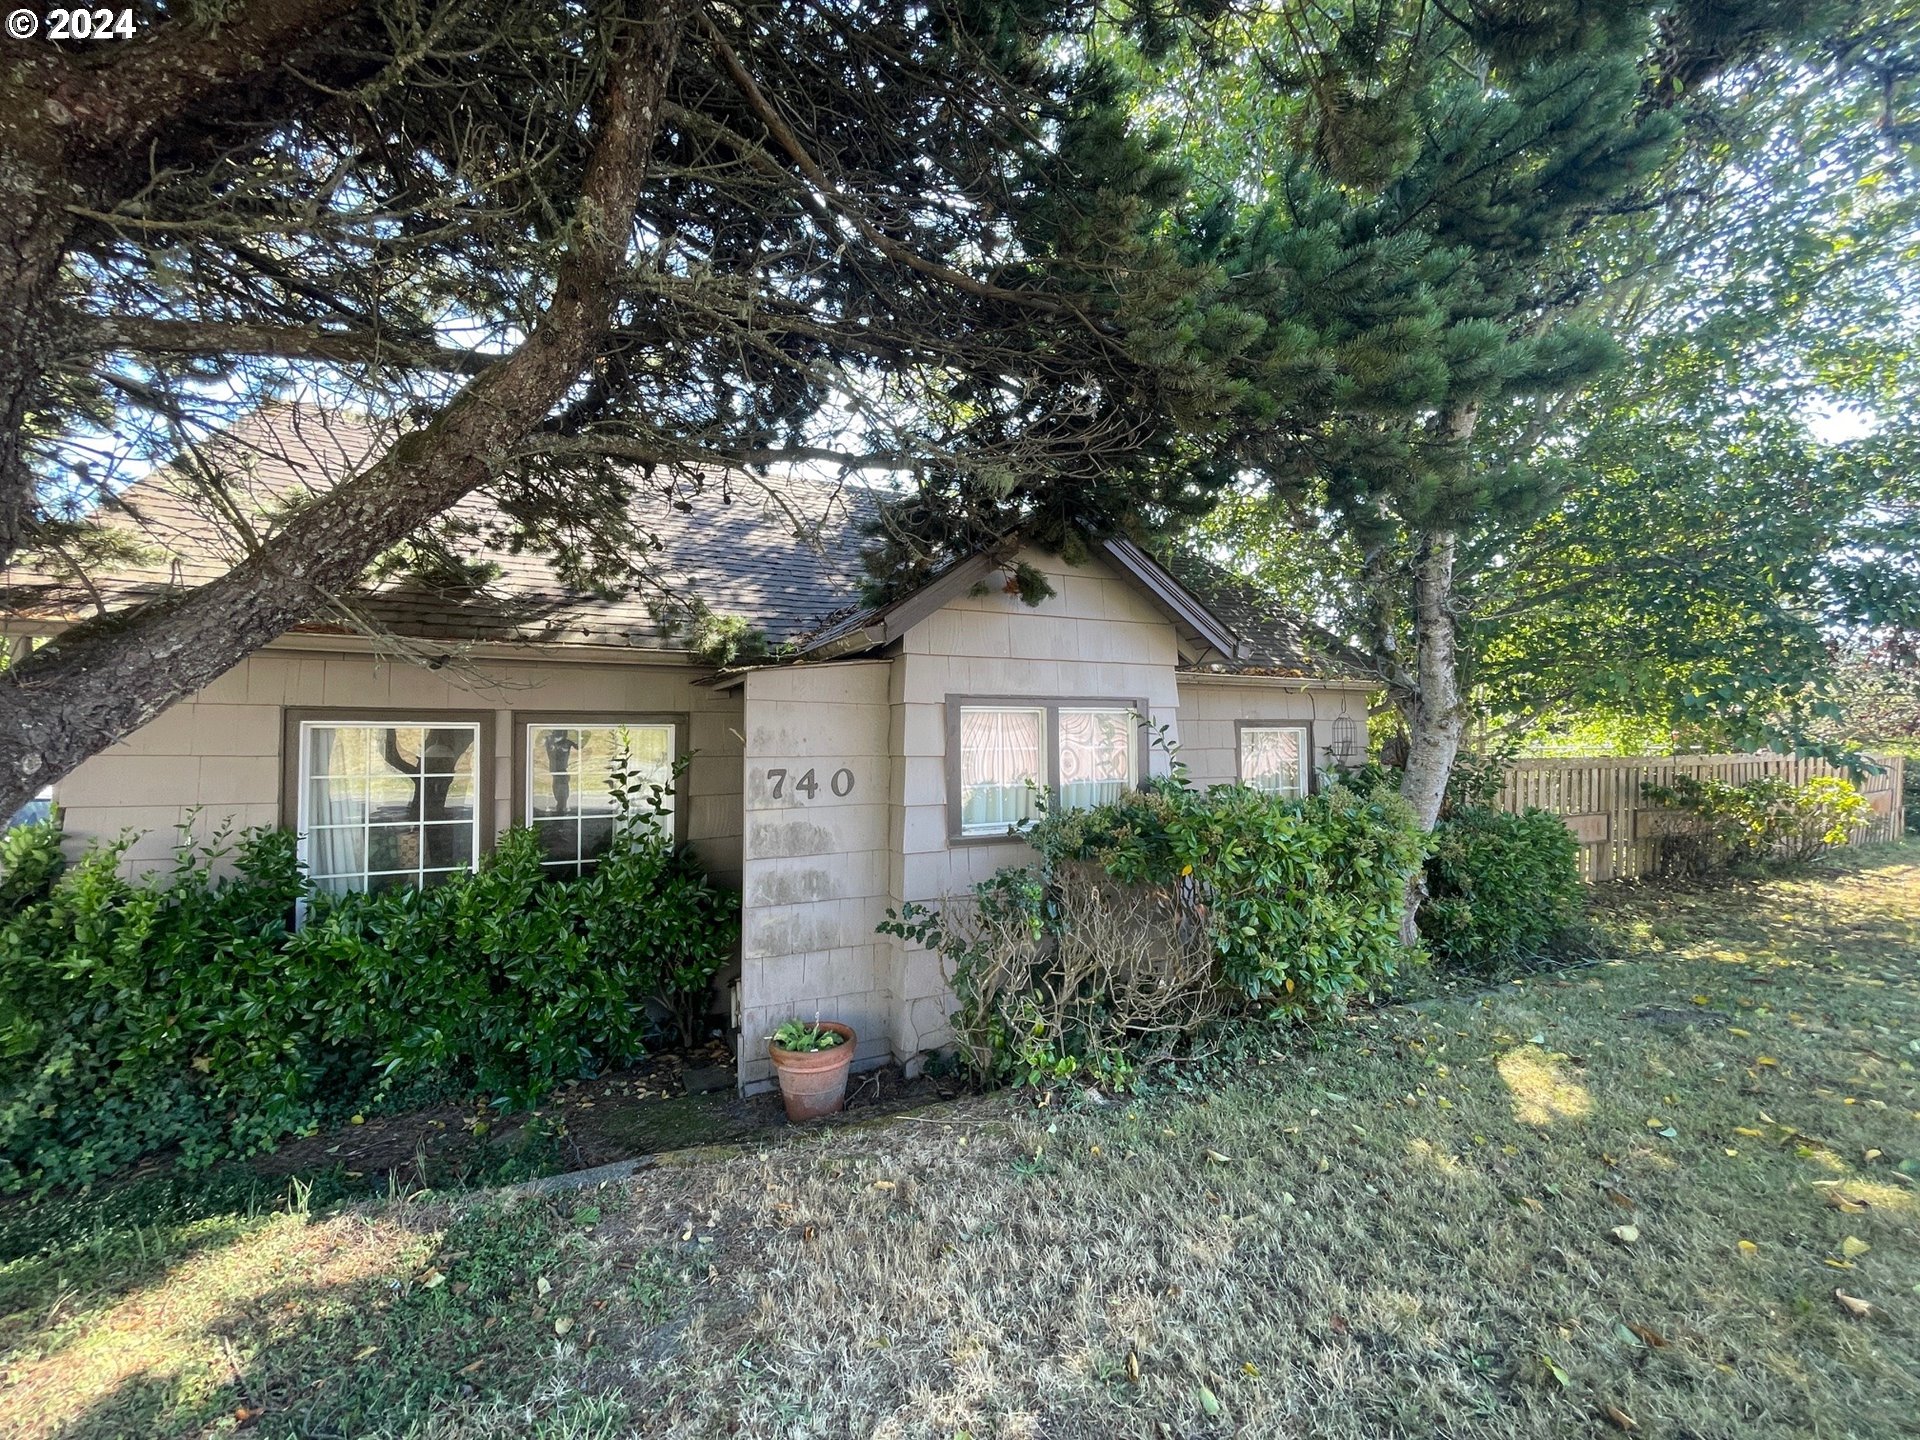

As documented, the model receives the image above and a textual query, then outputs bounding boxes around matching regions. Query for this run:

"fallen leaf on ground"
[1603,1402,1639,1432]
[1197,1384,1222,1416]
[1841,1236,1871,1259]
[1204,1149,1233,1164]
[1624,1321,1667,1348]
[1610,1224,1640,1245]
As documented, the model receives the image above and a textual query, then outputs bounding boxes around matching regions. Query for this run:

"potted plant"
[768,1018,856,1122]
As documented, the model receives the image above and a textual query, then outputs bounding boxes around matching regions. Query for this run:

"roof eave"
[1094,536,1248,661]
[792,550,1005,660]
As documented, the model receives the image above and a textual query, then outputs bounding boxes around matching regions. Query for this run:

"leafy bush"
[883,779,1427,1087]
[0,809,737,1192]
[1419,805,1584,970]
[1642,772,1872,875]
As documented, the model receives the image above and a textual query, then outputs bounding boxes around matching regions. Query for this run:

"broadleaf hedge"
[0,812,737,1192]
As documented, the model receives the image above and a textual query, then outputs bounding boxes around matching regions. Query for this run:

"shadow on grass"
[17,1184,694,1440]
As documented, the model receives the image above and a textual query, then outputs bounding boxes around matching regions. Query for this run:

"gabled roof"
[5,405,1362,682]
[792,536,1250,668]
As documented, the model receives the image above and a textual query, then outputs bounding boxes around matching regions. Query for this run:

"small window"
[300,721,481,895]
[1057,707,1136,813]
[1240,723,1309,798]
[525,722,675,873]
[958,706,1046,836]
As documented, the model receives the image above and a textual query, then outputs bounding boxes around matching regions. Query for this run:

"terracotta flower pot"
[769,1022,856,1123]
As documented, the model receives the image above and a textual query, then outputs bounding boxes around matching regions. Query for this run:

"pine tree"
[0,0,1251,818]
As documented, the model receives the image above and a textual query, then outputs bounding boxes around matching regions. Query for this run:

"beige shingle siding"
[736,660,897,1091]
[54,648,747,884]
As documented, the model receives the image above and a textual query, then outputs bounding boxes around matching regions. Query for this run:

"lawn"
[4,843,1917,1439]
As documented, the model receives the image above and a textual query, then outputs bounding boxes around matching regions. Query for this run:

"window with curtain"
[1057,707,1135,812]
[525,722,674,874]
[300,721,480,895]
[1240,724,1309,798]
[958,706,1046,835]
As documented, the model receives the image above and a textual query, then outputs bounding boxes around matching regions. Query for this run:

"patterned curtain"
[960,708,1044,831]
[1243,726,1305,796]
[1058,708,1133,812]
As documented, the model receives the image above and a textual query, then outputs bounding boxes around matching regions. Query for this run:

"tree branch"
[697,7,1077,320]
[85,316,497,375]
[0,0,694,818]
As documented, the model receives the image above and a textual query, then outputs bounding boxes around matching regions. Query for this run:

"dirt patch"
[250,1041,961,1191]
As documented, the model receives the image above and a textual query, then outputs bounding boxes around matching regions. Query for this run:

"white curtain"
[960,708,1044,832]
[305,726,367,894]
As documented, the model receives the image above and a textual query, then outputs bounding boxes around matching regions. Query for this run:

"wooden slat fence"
[1492,752,1907,884]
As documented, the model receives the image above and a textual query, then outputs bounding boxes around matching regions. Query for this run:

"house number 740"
[767,767,855,800]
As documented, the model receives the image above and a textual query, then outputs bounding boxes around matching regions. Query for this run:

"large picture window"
[296,719,482,895]
[523,721,675,874]
[950,697,1142,839]
[1238,723,1311,798]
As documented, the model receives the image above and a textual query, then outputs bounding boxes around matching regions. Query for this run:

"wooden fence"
[1493,752,1907,883]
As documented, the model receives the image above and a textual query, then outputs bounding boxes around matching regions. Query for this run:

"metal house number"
[766,767,855,801]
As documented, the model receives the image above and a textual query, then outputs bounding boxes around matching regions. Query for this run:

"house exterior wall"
[1172,673,1374,788]
[884,547,1186,1059]
[736,660,896,1090]
[51,642,745,882]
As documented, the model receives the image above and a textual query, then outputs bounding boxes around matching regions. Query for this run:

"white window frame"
[1237,721,1312,798]
[521,720,677,872]
[295,716,484,896]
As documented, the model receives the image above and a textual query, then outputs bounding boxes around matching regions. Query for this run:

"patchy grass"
[4,844,1918,1437]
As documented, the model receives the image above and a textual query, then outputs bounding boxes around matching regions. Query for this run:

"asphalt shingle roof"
[12,405,1357,681]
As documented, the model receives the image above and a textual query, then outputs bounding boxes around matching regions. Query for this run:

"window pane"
[1058,708,1134,813]
[578,815,616,863]
[304,824,367,881]
[525,723,675,867]
[420,821,475,871]
[959,707,1045,834]
[1242,726,1307,797]
[532,816,579,864]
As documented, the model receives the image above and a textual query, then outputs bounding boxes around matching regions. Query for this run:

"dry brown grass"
[6,843,1918,1438]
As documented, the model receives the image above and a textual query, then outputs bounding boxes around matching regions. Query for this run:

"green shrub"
[0,809,737,1192]
[1419,805,1583,971]
[883,779,1427,1087]
[1642,772,1872,875]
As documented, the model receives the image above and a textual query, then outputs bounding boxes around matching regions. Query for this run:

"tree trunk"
[1400,527,1466,828]
[1397,525,1468,943]
[0,206,68,568]
[0,2,691,820]
[1396,402,1480,944]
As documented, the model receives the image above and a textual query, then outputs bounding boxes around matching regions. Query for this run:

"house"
[11,409,1377,1092]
